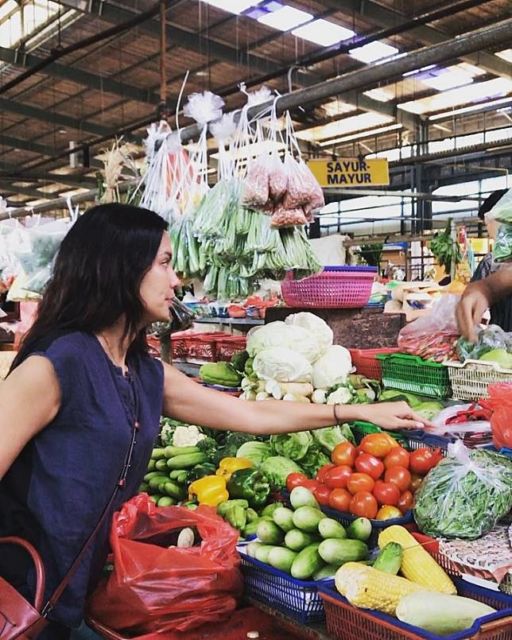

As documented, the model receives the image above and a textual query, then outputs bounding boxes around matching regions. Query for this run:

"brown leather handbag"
[0,537,48,639]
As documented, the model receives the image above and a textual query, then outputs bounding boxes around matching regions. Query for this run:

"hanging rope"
[158,0,169,121]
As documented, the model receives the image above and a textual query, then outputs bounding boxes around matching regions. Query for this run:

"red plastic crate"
[215,335,247,361]
[349,347,400,380]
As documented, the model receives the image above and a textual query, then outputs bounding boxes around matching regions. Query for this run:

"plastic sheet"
[482,383,512,449]
[87,494,243,636]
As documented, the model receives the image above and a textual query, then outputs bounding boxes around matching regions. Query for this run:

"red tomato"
[313,483,331,507]
[301,479,320,492]
[347,472,375,495]
[355,453,385,480]
[410,473,423,493]
[397,490,414,513]
[331,442,357,467]
[286,472,308,492]
[350,491,378,519]
[372,480,401,506]
[359,433,396,458]
[384,466,412,492]
[384,447,410,469]
[324,465,352,490]
[410,448,443,475]
[316,463,335,483]
[328,488,352,512]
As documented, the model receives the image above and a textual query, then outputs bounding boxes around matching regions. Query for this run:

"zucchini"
[318,518,347,540]
[373,542,402,575]
[267,547,298,574]
[284,529,317,552]
[256,520,285,545]
[290,543,324,580]
[272,507,295,532]
[289,486,319,510]
[292,506,324,533]
[318,539,368,566]
[396,592,496,635]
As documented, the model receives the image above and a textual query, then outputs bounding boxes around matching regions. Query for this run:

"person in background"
[470,188,512,331]
[0,204,430,640]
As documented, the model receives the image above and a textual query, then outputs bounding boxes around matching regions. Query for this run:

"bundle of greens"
[414,441,512,539]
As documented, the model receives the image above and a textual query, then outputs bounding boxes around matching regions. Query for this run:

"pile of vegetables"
[456,324,512,368]
[334,525,498,637]
[285,433,442,520]
[244,486,372,581]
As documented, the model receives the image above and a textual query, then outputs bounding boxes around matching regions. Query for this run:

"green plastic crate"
[376,353,452,399]
[351,421,409,448]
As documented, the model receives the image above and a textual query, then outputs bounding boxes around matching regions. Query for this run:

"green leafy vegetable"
[236,441,272,467]
[260,456,304,489]
[312,425,349,452]
[270,432,313,461]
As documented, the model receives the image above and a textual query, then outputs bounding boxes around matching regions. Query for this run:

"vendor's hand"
[355,401,433,431]
[456,281,491,342]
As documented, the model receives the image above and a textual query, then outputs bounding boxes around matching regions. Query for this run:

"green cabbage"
[260,456,304,488]
[270,432,313,461]
[236,441,272,467]
[312,425,353,452]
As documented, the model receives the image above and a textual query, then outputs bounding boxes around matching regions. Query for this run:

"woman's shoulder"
[37,330,96,358]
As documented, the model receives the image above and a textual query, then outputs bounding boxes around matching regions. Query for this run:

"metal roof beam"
[0,181,50,200]
[0,46,159,104]
[0,97,111,136]
[321,0,512,78]
[0,134,57,157]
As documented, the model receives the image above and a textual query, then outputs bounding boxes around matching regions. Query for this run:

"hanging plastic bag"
[481,383,512,449]
[270,205,308,228]
[241,154,270,208]
[87,494,243,636]
[397,294,460,361]
[456,324,512,362]
[493,222,512,262]
[414,440,512,539]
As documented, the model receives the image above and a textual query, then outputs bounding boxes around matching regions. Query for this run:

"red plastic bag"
[87,494,243,637]
[483,383,512,449]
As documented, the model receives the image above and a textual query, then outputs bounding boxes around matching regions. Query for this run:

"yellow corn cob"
[378,525,456,595]
[335,562,423,615]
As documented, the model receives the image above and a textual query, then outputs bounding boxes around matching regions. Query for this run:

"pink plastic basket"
[281,266,377,308]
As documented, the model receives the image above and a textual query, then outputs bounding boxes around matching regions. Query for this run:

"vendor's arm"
[457,266,512,341]
[0,356,60,479]
[162,362,430,435]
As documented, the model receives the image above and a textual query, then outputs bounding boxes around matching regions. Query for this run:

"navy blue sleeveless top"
[0,331,164,628]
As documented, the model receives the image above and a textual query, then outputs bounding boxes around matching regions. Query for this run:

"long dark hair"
[11,203,168,370]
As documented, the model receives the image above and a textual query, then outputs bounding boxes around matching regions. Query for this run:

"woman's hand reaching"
[353,401,433,431]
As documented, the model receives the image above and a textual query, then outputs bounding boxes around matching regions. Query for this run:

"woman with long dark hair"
[0,203,428,639]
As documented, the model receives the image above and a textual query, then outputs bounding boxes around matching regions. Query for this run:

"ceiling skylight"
[296,112,393,142]
[0,0,60,48]
[258,5,313,31]
[201,0,263,14]
[421,67,474,91]
[349,41,399,64]
[321,100,357,117]
[399,78,512,115]
[364,88,395,102]
[319,123,402,147]
[292,18,355,47]
[496,49,512,63]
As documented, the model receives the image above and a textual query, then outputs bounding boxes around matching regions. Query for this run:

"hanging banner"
[307,158,389,187]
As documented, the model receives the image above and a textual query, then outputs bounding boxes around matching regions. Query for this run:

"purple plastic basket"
[281,266,377,308]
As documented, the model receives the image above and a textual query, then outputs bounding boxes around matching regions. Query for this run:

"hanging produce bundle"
[488,189,512,262]
[167,91,321,300]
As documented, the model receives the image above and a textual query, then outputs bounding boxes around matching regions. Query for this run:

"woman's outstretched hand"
[354,401,433,431]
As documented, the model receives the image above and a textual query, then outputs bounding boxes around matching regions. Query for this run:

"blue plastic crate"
[239,552,331,624]
[404,429,454,455]
[318,577,512,640]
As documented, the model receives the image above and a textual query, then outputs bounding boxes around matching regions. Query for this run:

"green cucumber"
[313,564,339,581]
[255,544,279,563]
[246,541,262,558]
[318,518,347,540]
[373,542,403,575]
[148,475,169,490]
[290,543,324,580]
[261,502,283,517]
[151,447,167,459]
[138,482,149,493]
[147,459,156,471]
[346,517,372,542]
[143,471,168,482]
[284,529,317,552]
[157,496,176,507]
[166,452,206,469]
[155,459,169,471]
[272,507,295,532]
[267,547,298,574]
[256,520,284,545]
[318,539,368,567]
[163,481,183,499]
[292,506,324,533]
[163,445,200,458]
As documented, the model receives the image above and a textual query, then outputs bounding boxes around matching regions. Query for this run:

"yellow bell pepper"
[188,475,229,507]
[216,457,253,481]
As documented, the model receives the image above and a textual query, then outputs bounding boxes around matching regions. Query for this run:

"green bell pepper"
[188,462,217,482]
[227,468,271,509]
[217,499,249,530]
